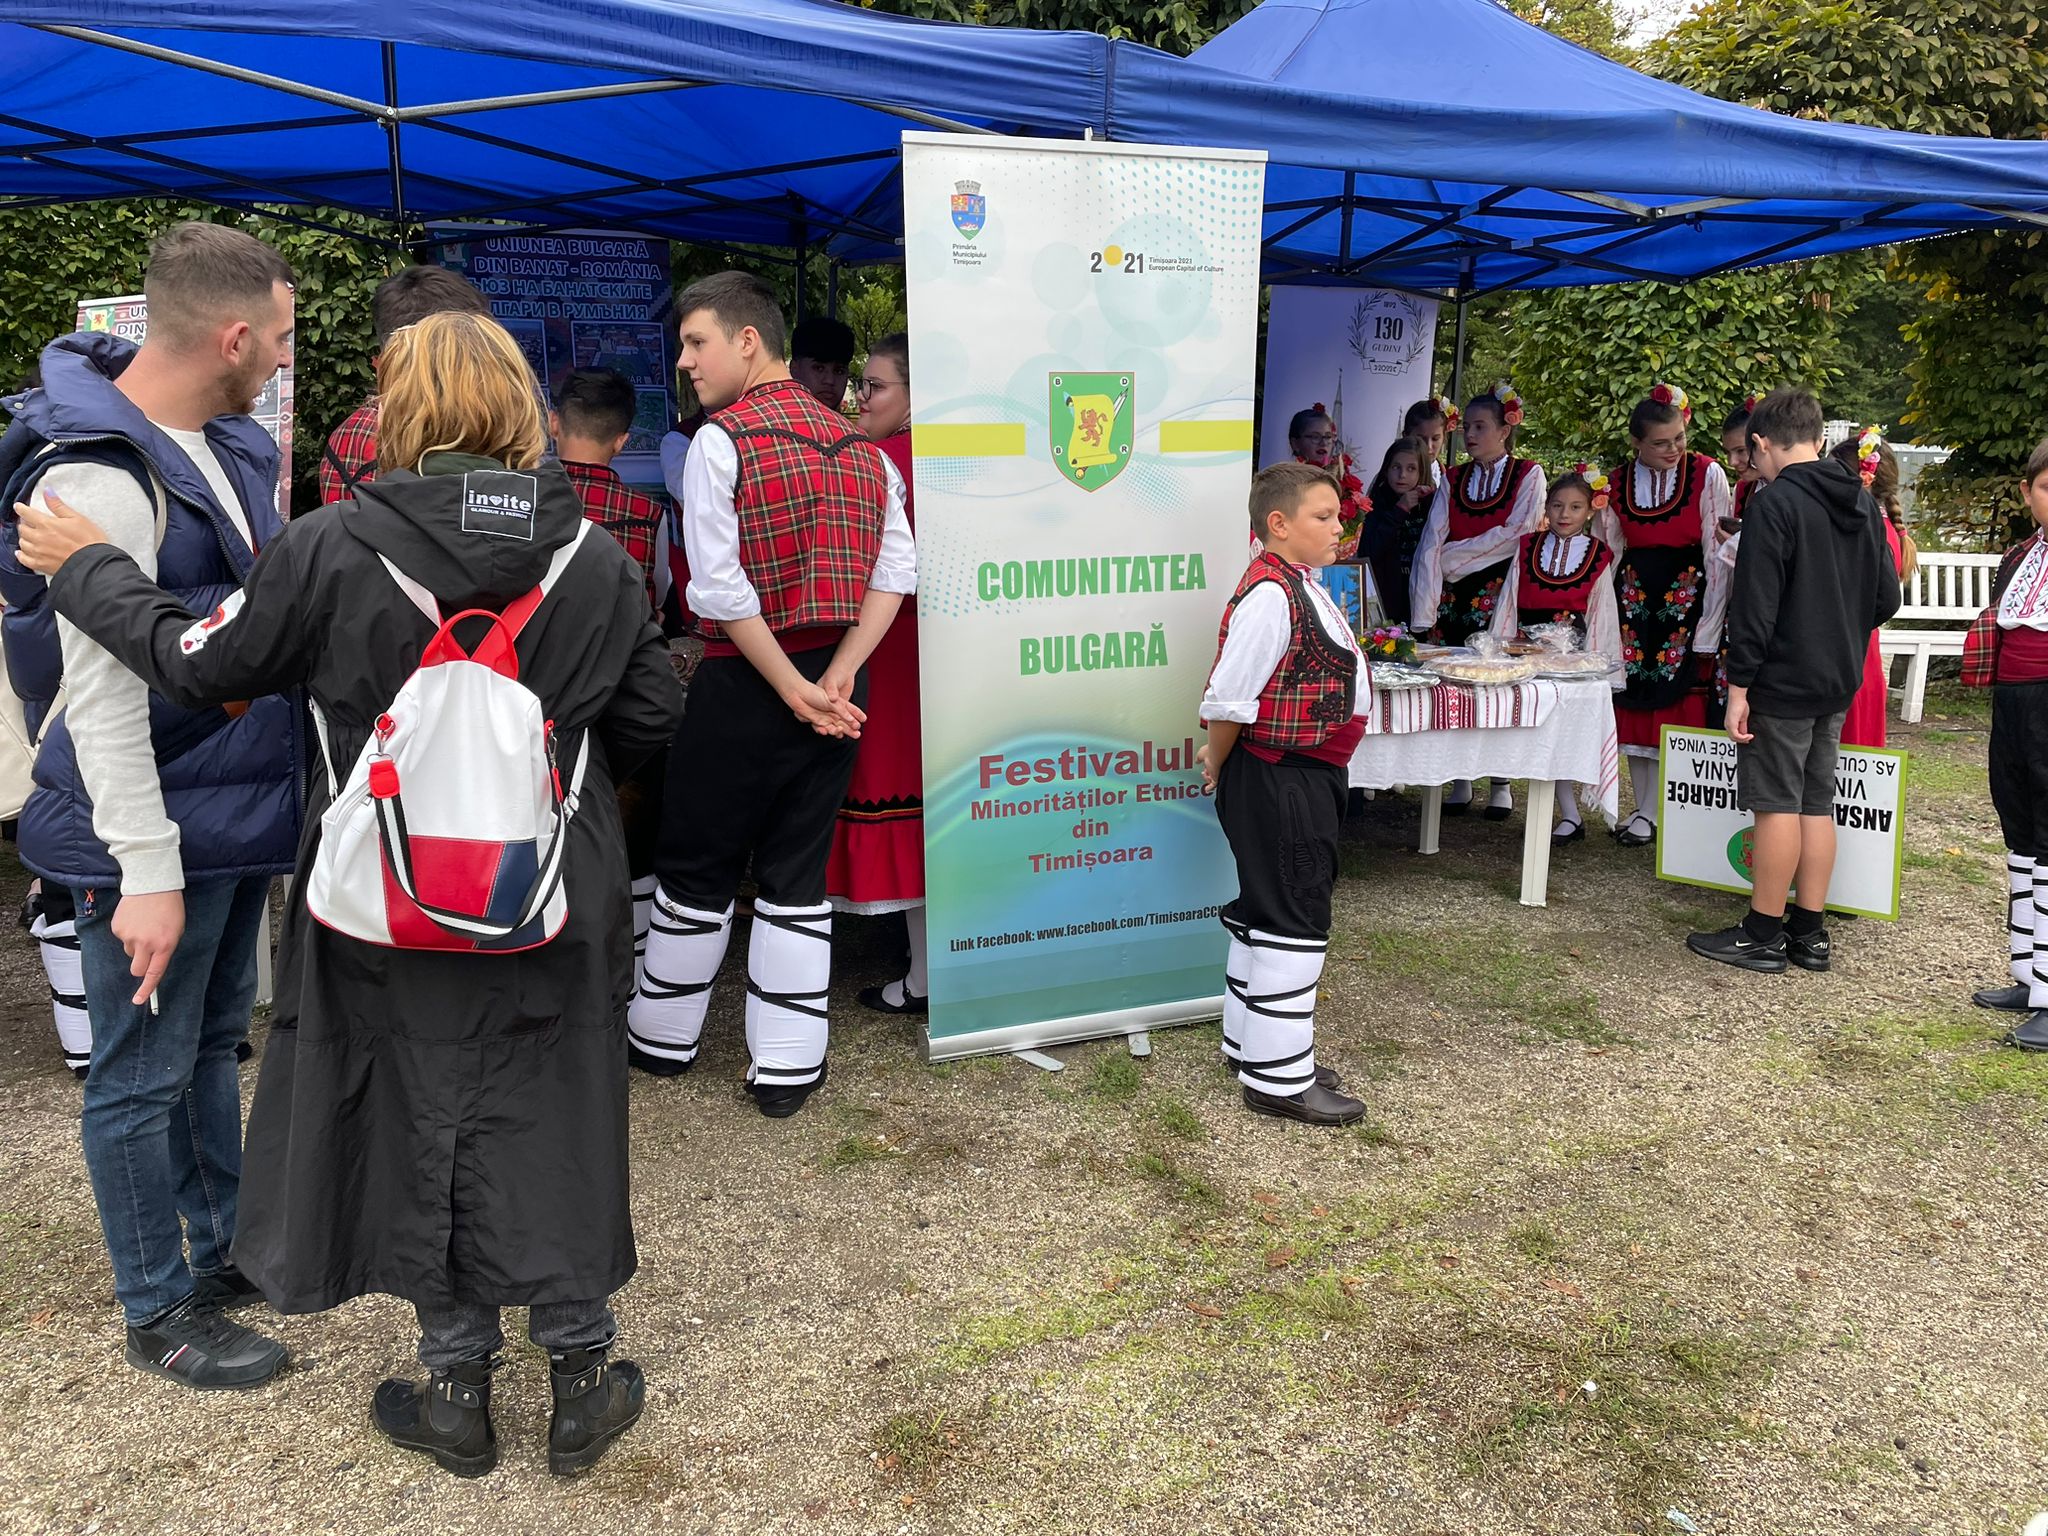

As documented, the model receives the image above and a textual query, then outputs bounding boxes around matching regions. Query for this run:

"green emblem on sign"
[1049,372,1133,491]
[1726,826,1756,884]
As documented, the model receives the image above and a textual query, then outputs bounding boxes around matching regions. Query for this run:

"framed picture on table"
[1314,562,1385,635]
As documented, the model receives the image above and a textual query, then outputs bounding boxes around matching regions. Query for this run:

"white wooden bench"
[1879,553,2001,722]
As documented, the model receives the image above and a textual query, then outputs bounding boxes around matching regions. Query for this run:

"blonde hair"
[376,311,545,473]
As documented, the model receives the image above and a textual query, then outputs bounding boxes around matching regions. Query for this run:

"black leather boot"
[547,1344,646,1476]
[372,1357,497,1478]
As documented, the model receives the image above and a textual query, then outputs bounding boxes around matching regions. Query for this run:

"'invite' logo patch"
[460,471,539,541]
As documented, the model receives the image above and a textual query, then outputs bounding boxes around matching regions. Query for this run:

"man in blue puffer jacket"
[0,222,304,1390]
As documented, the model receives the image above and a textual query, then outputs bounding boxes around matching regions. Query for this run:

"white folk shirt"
[1202,567,1371,726]
[1489,532,1624,688]
[1998,536,2048,630]
[679,421,916,623]
[1592,456,1736,655]
[1409,455,1548,631]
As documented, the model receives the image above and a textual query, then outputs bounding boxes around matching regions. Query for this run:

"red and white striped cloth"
[1366,679,1560,736]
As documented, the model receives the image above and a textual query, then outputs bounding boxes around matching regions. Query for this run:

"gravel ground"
[1,683,2043,1536]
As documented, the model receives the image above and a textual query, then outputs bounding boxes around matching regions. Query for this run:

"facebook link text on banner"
[948,906,1222,952]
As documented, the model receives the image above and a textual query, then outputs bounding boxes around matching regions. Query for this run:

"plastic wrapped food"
[1427,655,1538,685]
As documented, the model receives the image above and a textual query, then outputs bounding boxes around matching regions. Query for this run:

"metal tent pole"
[1448,294,1468,405]
[381,43,409,239]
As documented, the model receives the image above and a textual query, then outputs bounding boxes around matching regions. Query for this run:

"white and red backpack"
[305,523,592,951]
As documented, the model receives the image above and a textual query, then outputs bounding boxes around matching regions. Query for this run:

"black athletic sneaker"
[125,1295,288,1391]
[191,1265,265,1313]
[1785,927,1832,973]
[1685,923,1789,974]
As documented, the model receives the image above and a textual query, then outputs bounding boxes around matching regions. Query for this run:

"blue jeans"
[74,877,269,1325]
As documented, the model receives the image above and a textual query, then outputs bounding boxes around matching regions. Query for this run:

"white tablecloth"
[1349,677,1620,827]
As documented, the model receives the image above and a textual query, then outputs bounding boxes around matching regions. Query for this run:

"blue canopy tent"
[0,0,1110,265]
[7,0,2048,353]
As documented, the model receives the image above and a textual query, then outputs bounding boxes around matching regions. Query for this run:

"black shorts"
[1215,747,1345,942]
[1736,709,1846,817]
[1991,681,2048,861]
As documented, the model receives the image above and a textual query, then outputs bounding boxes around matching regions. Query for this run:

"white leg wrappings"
[1488,779,1514,812]
[904,905,930,998]
[630,875,657,969]
[1445,779,1473,806]
[1236,929,1325,1099]
[2033,868,2048,1011]
[1219,915,1251,1064]
[2010,855,2036,987]
[747,901,832,1090]
[1627,756,1659,826]
[32,913,89,1071]
[628,890,732,1064]
[1554,779,1581,826]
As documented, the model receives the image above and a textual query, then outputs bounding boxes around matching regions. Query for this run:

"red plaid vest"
[1212,553,1358,751]
[701,379,887,643]
[1446,456,1539,543]
[319,397,379,505]
[1613,452,1711,550]
[1514,532,1613,622]
[561,460,663,614]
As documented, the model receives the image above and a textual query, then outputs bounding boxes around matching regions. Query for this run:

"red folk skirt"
[826,608,925,908]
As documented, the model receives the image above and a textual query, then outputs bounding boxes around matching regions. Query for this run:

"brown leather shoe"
[1244,1082,1367,1127]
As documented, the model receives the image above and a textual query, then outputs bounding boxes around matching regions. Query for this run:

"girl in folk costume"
[1707,396,1762,729]
[1601,383,1733,848]
[826,333,928,1014]
[1403,396,1456,490]
[1287,404,1370,559]
[1971,436,2048,1051]
[1359,434,1433,627]
[1200,462,1370,1128]
[1491,466,1623,844]
[1831,429,1917,750]
[1410,384,1548,818]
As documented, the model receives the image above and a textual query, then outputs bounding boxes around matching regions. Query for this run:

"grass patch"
[1907,751,1990,801]
[823,1133,902,1170]
[1155,1097,1207,1141]
[873,1407,971,1478]
[1469,1308,1783,1508]
[1085,1050,1143,1103]
[1133,1150,1224,1208]
[1275,1270,1369,1325]
[1834,1009,2048,1112]
[1342,927,1624,1046]
[1509,1219,1566,1264]
[1902,847,1998,890]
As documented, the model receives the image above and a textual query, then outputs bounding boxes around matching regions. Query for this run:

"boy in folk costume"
[629,274,915,1116]
[1600,383,1733,848]
[1491,465,1623,844]
[1409,383,1548,818]
[1200,463,1370,1129]
[1971,436,2048,1050]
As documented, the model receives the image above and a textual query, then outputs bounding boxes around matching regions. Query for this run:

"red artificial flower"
[1502,402,1525,427]
[1651,383,1673,405]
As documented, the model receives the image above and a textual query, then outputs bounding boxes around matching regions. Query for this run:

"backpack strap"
[376,519,591,635]
[323,443,368,499]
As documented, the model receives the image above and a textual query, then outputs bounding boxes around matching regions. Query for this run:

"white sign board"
[1656,727,1906,921]
[1258,286,1437,474]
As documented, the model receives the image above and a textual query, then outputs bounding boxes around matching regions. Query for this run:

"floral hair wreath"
[1431,393,1461,432]
[1857,425,1886,487]
[1490,381,1525,428]
[1575,460,1613,513]
[1649,381,1693,423]
[1743,393,1760,413]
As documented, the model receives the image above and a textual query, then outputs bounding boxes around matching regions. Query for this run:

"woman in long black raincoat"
[18,311,683,1479]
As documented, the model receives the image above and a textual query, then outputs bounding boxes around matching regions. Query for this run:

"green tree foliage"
[0,202,402,511]
[1650,0,2048,541]
[860,0,1256,54]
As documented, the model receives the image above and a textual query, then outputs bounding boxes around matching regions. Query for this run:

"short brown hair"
[1747,388,1824,449]
[1250,461,1339,538]
[866,330,909,382]
[142,222,294,350]
[2025,435,2048,486]
[675,271,787,357]
[373,265,489,349]
[376,312,546,473]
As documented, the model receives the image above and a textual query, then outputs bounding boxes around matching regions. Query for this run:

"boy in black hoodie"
[1687,389,1902,974]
